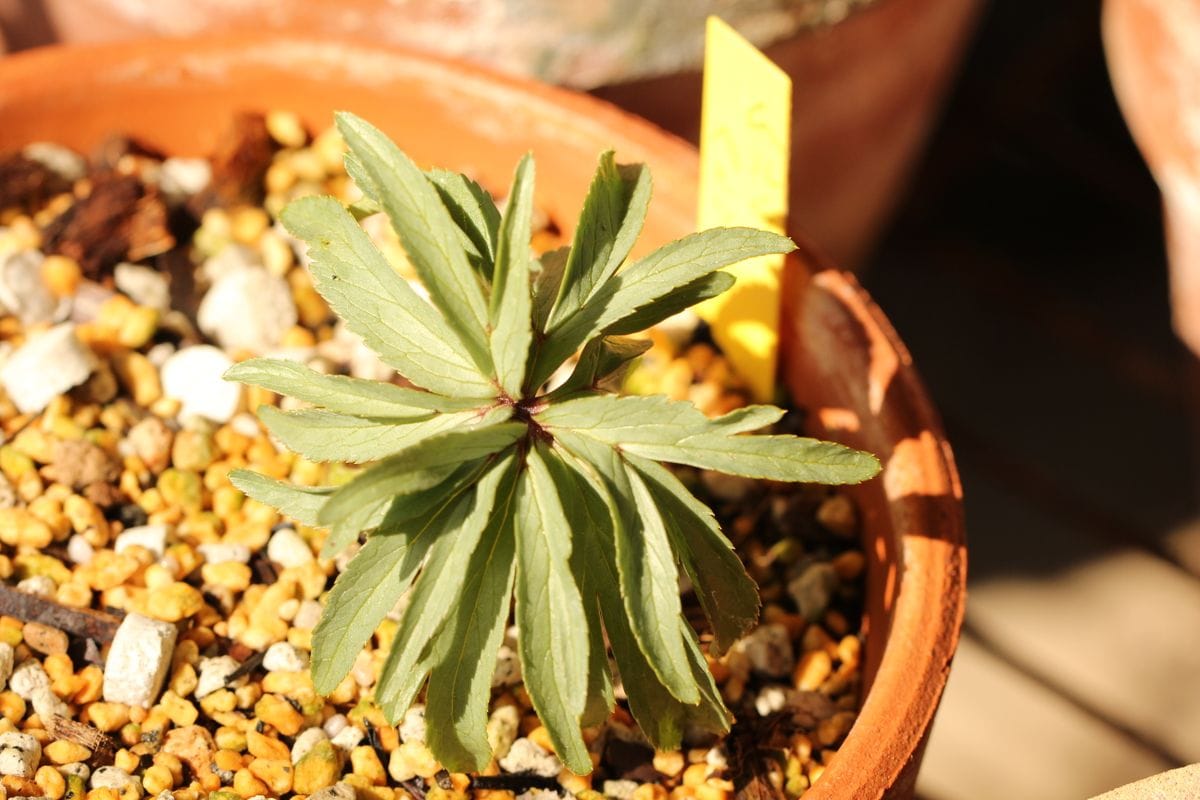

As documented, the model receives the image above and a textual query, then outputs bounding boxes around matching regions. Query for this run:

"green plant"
[226,112,879,774]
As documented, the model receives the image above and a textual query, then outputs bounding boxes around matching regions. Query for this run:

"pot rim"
[0,33,966,799]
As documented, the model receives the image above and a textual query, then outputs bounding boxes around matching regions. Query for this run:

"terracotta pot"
[0,37,965,799]
[1103,0,1200,356]
[1088,763,1200,800]
[0,0,982,269]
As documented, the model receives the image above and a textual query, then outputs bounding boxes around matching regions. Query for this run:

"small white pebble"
[59,762,89,780]
[498,738,561,779]
[291,727,329,765]
[66,534,95,566]
[0,324,95,414]
[602,781,639,800]
[0,732,40,777]
[309,783,355,800]
[9,660,50,700]
[91,766,141,795]
[754,685,790,717]
[278,598,300,621]
[103,614,177,709]
[350,650,374,688]
[196,543,251,565]
[399,706,426,745]
[32,685,69,720]
[23,143,86,181]
[292,600,322,631]
[515,791,558,800]
[705,746,729,772]
[114,262,170,312]
[491,644,522,688]
[161,345,241,424]
[330,725,364,753]
[157,157,212,201]
[114,524,170,559]
[322,714,348,739]
[15,576,54,598]
[263,642,307,673]
[195,656,242,699]
[230,413,261,438]
[268,526,313,568]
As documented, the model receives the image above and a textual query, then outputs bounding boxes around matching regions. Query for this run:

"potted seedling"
[225,112,880,772]
[0,36,965,799]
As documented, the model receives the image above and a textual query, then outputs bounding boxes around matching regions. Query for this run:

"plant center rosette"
[0,109,878,800]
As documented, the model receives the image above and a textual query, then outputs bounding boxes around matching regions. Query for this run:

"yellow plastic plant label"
[696,15,791,403]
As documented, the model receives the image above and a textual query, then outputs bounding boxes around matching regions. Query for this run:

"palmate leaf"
[426,168,501,278]
[228,469,332,527]
[547,152,651,329]
[513,443,590,773]
[489,155,535,397]
[224,358,480,417]
[258,406,483,464]
[423,465,519,772]
[231,121,885,777]
[553,430,697,704]
[539,394,879,484]
[375,455,516,719]
[529,227,795,388]
[336,112,494,374]
[281,195,494,398]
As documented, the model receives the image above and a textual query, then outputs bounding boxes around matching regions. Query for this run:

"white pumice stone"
[291,727,329,764]
[102,613,177,708]
[160,345,240,424]
[158,157,212,201]
[0,324,95,414]
[292,600,322,631]
[31,685,68,720]
[0,732,40,776]
[399,705,426,744]
[322,714,348,739]
[603,781,639,800]
[196,543,251,565]
[267,527,313,569]
[91,766,141,795]
[499,738,562,778]
[15,576,54,597]
[197,266,296,353]
[262,642,307,673]
[0,644,13,691]
[9,660,50,700]
[330,725,364,753]
[0,250,55,326]
[114,524,170,558]
[66,534,95,566]
[114,262,171,311]
[195,656,241,699]
[59,762,89,780]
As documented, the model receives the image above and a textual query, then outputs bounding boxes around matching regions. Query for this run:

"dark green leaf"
[489,154,535,397]
[532,246,569,334]
[258,405,480,464]
[336,112,493,373]
[280,195,493,397]
[531,227,794,387]
[625,433,881,484]
[628,455,759,654]
[316,418,522,524]
[547,336,651,400]
[227,469,332,527]
[602,271,734,336]
[513,443,590,773]
[426,169,501,280]
[225,358,481,417]
[376,455,516,720]
[547,153,651,328]
[424,469,518,771]
[707,404,785,435]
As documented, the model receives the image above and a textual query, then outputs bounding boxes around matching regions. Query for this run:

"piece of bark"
[45,715,116,763]
[0,153,72,211]
[90,135,164,173]
[195,113,276,210]
[0,584,122,643]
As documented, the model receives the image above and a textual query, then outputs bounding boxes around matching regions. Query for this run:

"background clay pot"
[0,0,982,269]
[1103,0,1200,357]
[0,37,966,799]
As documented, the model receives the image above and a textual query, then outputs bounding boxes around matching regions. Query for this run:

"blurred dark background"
[864,1,1200,797]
